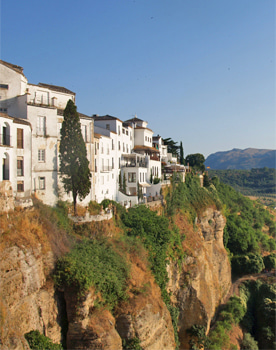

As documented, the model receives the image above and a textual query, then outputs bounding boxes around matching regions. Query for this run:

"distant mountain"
[205,148,276,170]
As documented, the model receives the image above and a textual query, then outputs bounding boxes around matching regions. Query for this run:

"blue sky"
[1,0,275,157]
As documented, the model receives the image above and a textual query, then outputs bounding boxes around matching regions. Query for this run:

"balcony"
[123,161,147,168]
[100,166,112,172]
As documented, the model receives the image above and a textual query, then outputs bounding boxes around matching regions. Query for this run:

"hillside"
[208,168,276,199]
[205,148,276,170]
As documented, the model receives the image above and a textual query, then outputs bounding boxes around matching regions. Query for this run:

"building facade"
[0,60,184,209]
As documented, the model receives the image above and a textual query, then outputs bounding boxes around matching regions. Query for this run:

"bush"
[54,239,130,308]
[88,200,101,215]
[122,337,143,350]
[25,330,62,350]
[263,253,276,270]
[231,253,264,276]
[240,333,258,350]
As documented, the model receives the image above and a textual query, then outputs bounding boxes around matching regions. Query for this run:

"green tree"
[163,137,179,158]
[59,100,91,215]
[179,141,184,165]
[241,333,258,350]
[185,153,205,172]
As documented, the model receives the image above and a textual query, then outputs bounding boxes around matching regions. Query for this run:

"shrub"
[122,337,143,350]
[240,333,258,350]
[231,253,264,276]
[54,239,130,308]
[88,200,101,215]
[25,330,62,350]
[263,253,276,270]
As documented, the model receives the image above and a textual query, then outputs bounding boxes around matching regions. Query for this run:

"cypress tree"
[59,99,91,215]
[180,141,184,165]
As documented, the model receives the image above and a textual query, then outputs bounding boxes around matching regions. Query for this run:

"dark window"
[17,158,24,176]
[17,181,24,192]
[0,84,8,89]
[128,172,136,183]
[17,128,24,149]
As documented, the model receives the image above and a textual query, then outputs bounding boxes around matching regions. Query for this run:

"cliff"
[0,205,231,350]
[168,208,231,349]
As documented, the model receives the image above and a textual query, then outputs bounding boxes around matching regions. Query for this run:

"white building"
[0,112,32,203]
[93,115,133,203]
[0,60,175,209]
[124,116,161,179]
[0,60,95,206]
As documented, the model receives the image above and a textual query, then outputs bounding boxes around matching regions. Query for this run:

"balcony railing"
[100,166,112,172]
[0,133,11,146]
[36,128,46,137]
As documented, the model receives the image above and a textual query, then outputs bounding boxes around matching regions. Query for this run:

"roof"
[92,114,123,123]
[78,112,91,120]
[38,83,76,95]
[0,60,26,77]
[135,126,153,133]
[124,117,145,123]
[133,145,160,153]
[0,112,31,127]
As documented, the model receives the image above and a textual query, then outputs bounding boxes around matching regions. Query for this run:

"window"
[39,177,45,190]
[0,108,7,112]
[126,145,129,153]
[122,128,125,134]
[123,143,125,152]
[38,149,45,162]
[112,139,114,150]
[106,124,110,130]
[118,157,120,168]
[17,128,24,148]
[95,159,97,172]
[118,126,120,135]
[17,157,24,176]
[81,125,87,142]
[17,181,24,192]
[37,116,46,136]
[128,172,136,183]
[118,141,120,150]
[126,130,128,136]
[112,157,114,169]
[95,143,97,155]
[0,84,8,89]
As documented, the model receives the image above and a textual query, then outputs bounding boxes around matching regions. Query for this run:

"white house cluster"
[0,60,187,208]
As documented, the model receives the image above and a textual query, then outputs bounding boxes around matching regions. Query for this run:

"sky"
[0,0,275,158]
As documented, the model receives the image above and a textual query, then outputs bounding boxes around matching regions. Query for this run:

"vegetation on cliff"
[2,170,275,350]
[208,167,276,199]
[210,176,276,276]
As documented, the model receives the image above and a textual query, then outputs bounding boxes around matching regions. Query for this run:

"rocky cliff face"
[64,253,176,350]
[0,245,64,349]
[0,207,231,350]
[167,208,231,349]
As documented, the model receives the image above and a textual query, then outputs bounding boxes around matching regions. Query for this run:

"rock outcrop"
[0,245,64,349]
[167,208,232,349]
[115,256,176,350]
